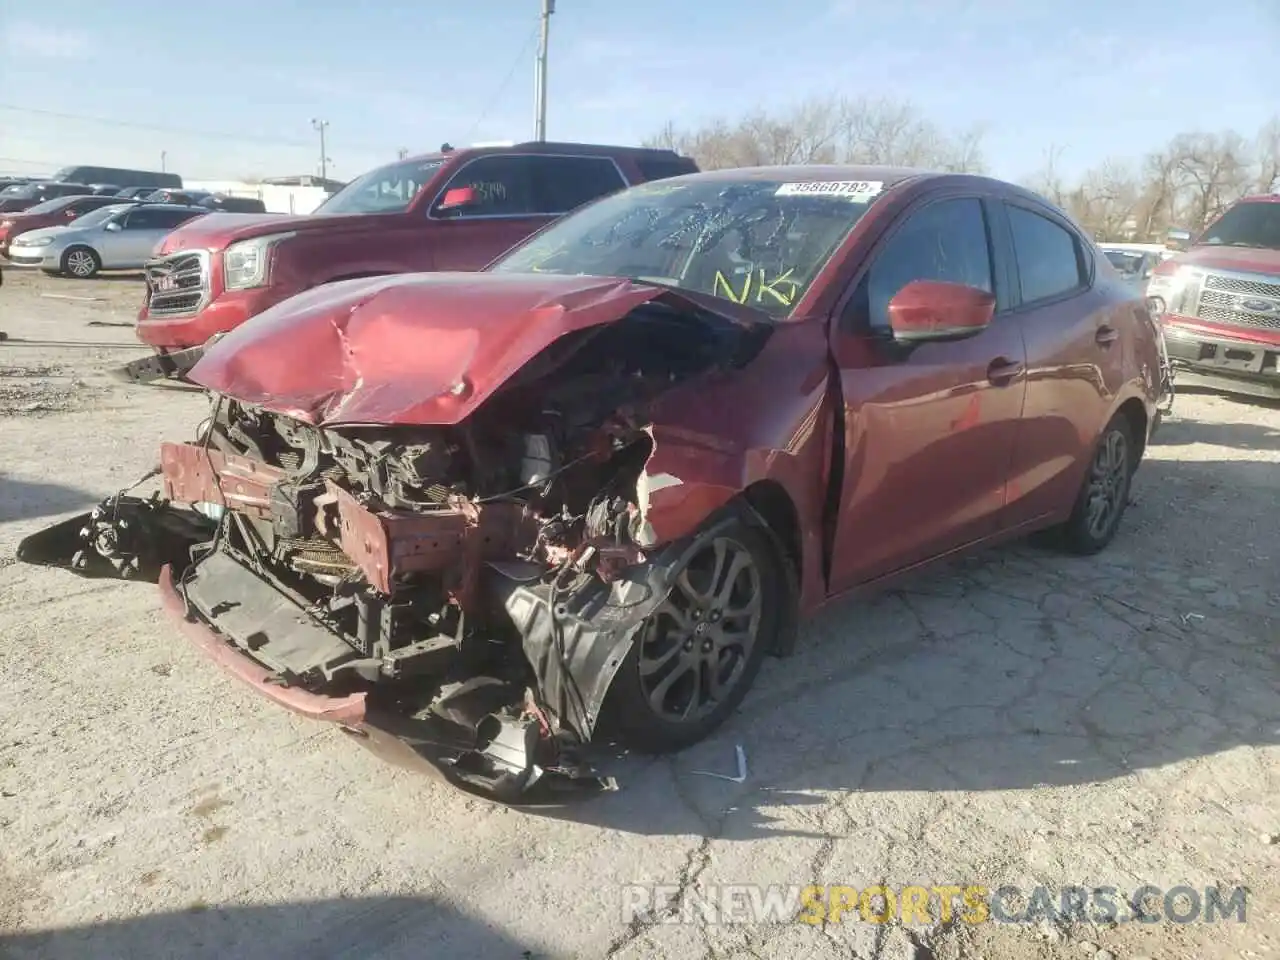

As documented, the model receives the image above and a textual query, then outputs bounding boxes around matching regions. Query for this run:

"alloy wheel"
[1084,428,1130,540]
[66,249,97,278]
[638,535,763,725]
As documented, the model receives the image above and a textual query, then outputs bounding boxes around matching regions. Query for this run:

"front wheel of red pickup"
[604,513,784,754]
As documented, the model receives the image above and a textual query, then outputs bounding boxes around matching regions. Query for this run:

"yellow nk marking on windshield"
[713,268,799,307]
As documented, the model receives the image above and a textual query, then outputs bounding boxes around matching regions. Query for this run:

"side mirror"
[887,280,996,343]
[105,221,122,231]
[436,185,477,216]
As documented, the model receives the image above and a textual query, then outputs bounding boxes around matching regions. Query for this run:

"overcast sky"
[1,0,1277,184]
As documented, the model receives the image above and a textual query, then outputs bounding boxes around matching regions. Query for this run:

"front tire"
[604,511,784,753]
[62,246,100,279]
[1058,413,1137,554]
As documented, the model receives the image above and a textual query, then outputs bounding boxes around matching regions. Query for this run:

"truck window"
[635,156,697,182]
[528,156,627,214]
[432,156,538,217]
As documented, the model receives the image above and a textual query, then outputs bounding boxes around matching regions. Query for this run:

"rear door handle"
[987,357,1024,386]
[1096,324,1119,346]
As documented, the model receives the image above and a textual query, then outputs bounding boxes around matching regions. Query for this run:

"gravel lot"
[0,266,1276,960]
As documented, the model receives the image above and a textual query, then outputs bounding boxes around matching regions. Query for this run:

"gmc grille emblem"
[154,275,178,292]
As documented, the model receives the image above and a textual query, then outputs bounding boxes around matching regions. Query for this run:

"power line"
[0,156,54,168]
[463,23,541,143]
[0,103,314,148]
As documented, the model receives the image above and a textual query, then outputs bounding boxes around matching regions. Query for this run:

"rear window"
[635,156,698,182]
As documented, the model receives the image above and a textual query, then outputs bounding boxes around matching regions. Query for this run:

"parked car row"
[0,163,267,218]
[6,203,210,278]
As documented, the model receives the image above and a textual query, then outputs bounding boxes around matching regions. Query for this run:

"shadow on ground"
[1150,403,1280,450]
[0,896,540,960]
[514,455,1278,838]
[0,474,97,523]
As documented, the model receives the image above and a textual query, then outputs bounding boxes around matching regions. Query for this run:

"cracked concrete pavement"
[0,268,1276,959]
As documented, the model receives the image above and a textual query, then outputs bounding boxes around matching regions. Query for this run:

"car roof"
[400,141,696,166]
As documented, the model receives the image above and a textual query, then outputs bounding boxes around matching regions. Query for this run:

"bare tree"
[1022,144,1068,207]
[1170,131,1252,229]
[1254,118,1280,194]
[649,106,1280,242]
[645,95,987,173]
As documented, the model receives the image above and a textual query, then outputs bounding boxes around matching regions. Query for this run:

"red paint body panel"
[180,165,1160,624]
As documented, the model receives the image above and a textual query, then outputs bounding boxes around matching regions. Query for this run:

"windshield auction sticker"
[775,180,884,200]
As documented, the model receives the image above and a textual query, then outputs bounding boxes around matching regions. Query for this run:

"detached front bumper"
[1162,322,1280,400]
[154,564,457,781]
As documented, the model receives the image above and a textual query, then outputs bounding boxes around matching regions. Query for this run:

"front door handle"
[987,357,1024,386]
[1096,324,1119,346]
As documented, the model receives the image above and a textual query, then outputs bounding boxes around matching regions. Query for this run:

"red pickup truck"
[125,141,698,381]
[1148,194,1280,400]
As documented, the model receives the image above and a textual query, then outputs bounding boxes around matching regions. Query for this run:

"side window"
[1006,204,1086,303]
[433,156,537,217]
[123,208,166,229]
[635,156,696,182]
[158,208,201,228]
[530,156,627,214]
[858,197,994,330]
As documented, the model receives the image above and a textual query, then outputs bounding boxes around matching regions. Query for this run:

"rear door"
[105,206,200,267]
[993,200,1122,529]
[528,155,629,214]
[827,192,1029,591]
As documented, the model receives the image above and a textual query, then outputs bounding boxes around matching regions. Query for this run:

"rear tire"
[62,246,100,279]
[1057,414,1137,555]
[603,510,784,753]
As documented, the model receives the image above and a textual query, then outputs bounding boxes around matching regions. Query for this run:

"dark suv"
[0,181,95,214]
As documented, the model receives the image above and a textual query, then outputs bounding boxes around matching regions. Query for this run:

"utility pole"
[311,118,330,181]
[534,0,554,141]
[160,150,167,172]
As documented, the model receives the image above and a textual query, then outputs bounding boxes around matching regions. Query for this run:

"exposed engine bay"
[18,304,775,800]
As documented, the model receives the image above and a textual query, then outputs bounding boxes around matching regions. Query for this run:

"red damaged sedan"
[18,166,1172,798]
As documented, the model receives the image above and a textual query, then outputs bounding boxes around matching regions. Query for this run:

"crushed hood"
[1175,244,1280,275]
[188,272,766,426]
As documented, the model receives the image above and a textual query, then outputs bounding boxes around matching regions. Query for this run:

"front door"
[426,155,557,271]
[827,194,1028,593]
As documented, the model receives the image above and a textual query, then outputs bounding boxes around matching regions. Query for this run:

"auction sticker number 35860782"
[775,180,884,201]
